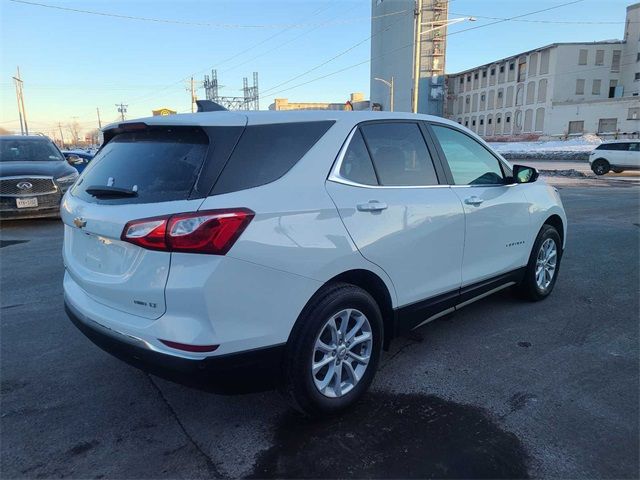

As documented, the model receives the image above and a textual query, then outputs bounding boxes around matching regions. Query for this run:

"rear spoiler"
[196,100,227,112]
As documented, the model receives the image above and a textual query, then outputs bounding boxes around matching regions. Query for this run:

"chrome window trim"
[327,126,449,190]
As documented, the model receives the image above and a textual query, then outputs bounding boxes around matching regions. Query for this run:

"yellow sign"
[152,108,177,116]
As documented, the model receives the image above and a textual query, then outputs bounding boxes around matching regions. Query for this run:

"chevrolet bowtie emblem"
[73,217,87,228]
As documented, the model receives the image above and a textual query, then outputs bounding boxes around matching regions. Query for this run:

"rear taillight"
[121,208,254,255]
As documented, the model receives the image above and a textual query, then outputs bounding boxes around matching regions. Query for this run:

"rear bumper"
[65,299,285,393]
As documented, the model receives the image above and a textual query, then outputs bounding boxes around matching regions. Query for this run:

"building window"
[481,93,486,101]
[628,107,640,119]
[474,72,479,80]
[509,63,515,71]
[480,118,484,125]
[490,67,496,75]
[472,119,476,126]
[482,70,487,78]
[466,96,470,104]
[460,77,464,84]
[575,79,585,95]
[500,65,505,73]
[635,72,640,81]
[598,118,618,133]
[518,62,527,82]
[497,91,503,98]
[609,79,618,98]
[465,120,469,126]
[568,121,584,135]
[505,115,511,123]
[467,75,471,82]
[497,117,501,124]
[611,50,622,72]
[488,118,492,124]
[596,49,605,66]
[578,49,588,65]
[637,52,640,62]
[592,79,601,95]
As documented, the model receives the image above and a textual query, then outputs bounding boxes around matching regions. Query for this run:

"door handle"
[464,196,484,206]
[357,201,388,212]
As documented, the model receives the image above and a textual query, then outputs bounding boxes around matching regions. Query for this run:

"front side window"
[338,130,377,186]
[431,125,505,186]
[360,122,438,187]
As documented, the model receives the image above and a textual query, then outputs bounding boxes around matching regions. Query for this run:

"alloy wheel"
[311,308,373,398]
[535,238,557,290]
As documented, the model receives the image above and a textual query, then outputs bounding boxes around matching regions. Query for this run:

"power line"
[260,0,591,99]
[449,12,634,25]
[8,0,409,29]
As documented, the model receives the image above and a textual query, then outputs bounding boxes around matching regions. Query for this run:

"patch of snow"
[489,135,602,154]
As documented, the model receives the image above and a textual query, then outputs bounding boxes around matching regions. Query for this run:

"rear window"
[0,138,64,162]
[72,128,208,204]
[212,121,334,195]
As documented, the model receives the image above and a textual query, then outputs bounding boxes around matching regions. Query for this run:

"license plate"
[16,197,38,208]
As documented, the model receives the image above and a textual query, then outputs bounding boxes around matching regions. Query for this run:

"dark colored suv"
[0,135,79,219]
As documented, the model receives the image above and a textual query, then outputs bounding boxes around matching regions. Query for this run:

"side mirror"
[67,154,83,165]
[512,164,539,184]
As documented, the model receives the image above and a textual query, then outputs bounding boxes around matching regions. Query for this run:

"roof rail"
[196,100,228,112]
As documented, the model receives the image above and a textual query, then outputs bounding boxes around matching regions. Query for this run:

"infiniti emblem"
[16,181,32,190]
[73,217,87,228]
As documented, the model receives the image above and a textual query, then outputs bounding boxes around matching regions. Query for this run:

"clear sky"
[0,0,633,136]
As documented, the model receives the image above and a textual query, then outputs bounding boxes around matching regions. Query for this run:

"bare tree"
[67,121,81,146]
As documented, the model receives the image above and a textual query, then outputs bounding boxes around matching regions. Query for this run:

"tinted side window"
[629,143,639,152]
[598,143,628,151]
[72,128,208,204]
[338,129,377,185]
[213,121,334,194]
[360,122,438,186]
[431,125,505,185]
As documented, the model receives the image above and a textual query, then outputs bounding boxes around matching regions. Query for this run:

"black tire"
[282,282,383,417]
[591,158,610,176]
[516,224,562,301]
[612,168,624,174]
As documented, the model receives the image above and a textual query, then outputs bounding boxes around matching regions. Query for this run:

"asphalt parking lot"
[1,179,638,479]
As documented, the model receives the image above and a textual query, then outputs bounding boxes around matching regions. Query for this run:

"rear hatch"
[61,120,245,319]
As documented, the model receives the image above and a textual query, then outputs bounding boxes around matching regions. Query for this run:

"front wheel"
[516,224,562,301]
[591,159,610,176]
[282,283,383,416]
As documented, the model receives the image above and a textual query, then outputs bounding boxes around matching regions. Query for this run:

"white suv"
[62,110,566,415]
[589,140,640,175]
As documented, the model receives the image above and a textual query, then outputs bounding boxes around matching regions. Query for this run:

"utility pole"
[96,107,102,129]
[190,77,197,113]
[12,67,28,135]
[116,103,127,121]
[374,76,394,112]
[412,0,423,114]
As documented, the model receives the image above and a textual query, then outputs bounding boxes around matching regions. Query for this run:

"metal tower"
[203,70,259,110]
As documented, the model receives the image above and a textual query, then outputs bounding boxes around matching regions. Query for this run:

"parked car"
[62,111,567,415]
[0,135,79,219]
[62,150,94,173]
[589,140,640,175]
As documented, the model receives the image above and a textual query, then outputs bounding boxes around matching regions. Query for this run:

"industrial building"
[444,3,640,139]
[268,93,370,111]
[370,0,449,115]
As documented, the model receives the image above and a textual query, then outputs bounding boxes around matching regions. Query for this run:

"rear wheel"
[282,283,383,416]
[516,224,562,301]
[591,158,610,175]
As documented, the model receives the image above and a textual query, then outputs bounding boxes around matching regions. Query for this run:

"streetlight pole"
[374,76,394,112]
[412,13,475,114]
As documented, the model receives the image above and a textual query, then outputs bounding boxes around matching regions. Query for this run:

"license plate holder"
[16,197,38,208]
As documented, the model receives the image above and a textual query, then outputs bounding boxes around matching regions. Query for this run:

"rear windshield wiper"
[85,185,138,198]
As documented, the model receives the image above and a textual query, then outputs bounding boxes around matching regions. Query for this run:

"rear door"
[623,142,640,168]
[61,123,243,320]
[326,121,465,308]
[428,123,531,286]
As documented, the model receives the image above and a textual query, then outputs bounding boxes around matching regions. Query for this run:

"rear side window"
[431,124,505,185]
[339,130,377,186]
[360,122,438,186]
[72,128,208,204]
[213,121,334,194]
[629,143,639,152]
